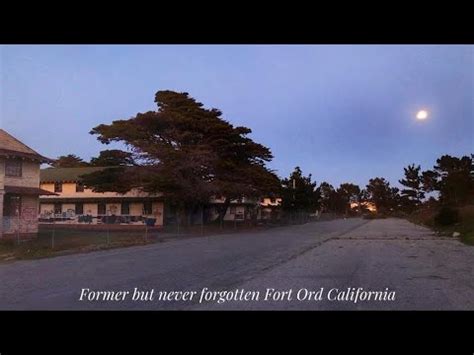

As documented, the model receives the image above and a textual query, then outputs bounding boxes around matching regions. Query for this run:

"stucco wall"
[2,195,39,236]
[84,203,98,216]
[38,201,164,226]
[40,203,54,214]
[0,158,4,190]
[40,182,162,199]
[0,159,4,238]
[4,160,39,188]
[129,203,143,216]
[223,205,246,221]
[152,202,164,226]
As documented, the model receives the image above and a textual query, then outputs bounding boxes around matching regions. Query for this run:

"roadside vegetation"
[0,229,159,262]
[409,205,474,245]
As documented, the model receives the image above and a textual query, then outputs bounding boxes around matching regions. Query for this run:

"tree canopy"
[51,154,90,168]
[280,166,319,213]
[89,149,135,167]
[366,177,400,212]
[82,90,280,217]
[428,154,474,205]
[399,164,424,212]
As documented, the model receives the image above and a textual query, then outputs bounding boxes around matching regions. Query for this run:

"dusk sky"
[1,45,472,189]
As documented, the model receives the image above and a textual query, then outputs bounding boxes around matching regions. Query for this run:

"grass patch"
[0,228,158,263]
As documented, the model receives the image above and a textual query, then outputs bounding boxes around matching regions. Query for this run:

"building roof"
[4,186,58,196]
[40,167,108,183]
[0,129,53,163]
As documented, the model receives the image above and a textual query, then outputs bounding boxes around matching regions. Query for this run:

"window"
[76,182,85,192]
[54,203,62,215]
[98,203,106,215]
[143,201,152,215]
[121,202,130,215]
[75,203,84,215]
[5,160,22,177]
[270,198,276,204]
[3,195,21,216]
[54,182,62,193]
[229,206,236,215]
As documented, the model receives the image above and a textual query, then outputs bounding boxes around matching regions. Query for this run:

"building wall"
[223,205,246,221]
[39,200,165,226]
[1,159,40,238]
[129,202,143,216]
[0,158,4,238]
[2,195,39,237]
[84,203,98,216]
[207,204,249,221]
[62,203,76,213]
[40,203,54,214]
[4,160,39,188]
[152,202,164,226]
[0,158,4,190]
[260,197,282,207]
[40,182,162,199]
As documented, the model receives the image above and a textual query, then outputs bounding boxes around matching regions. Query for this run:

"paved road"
[0,218,473,310]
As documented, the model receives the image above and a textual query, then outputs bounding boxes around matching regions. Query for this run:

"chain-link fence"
[0,209,337,261]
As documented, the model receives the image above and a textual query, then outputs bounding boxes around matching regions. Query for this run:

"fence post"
[51,214,55,249]
[106,214,110,245]
[17,211,20,246]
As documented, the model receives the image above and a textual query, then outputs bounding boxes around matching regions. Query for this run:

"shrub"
[434,206,460,226]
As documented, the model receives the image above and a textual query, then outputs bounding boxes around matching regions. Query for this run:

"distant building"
[39,167,165,226]
[259,197,282,220]
[0,129,54,239]
[38,167,281,227]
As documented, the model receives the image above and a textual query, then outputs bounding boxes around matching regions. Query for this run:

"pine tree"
[399,164,424,212]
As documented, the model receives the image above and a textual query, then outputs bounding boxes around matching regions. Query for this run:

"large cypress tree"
[82,90,280,222]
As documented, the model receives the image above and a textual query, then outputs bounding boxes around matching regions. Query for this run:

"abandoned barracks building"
[38,166,282,227]
[39,167,165,227]
[0,129,54,239]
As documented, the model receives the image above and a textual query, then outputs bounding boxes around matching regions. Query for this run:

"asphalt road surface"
[1,218,473,310]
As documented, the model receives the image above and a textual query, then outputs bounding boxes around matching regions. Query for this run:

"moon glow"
[416,110,428,120]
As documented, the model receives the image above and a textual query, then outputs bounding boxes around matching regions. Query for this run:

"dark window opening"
[3,195,21,216]
[54,203,62,215]
[98,203,106,215]
[5,160,22,177]
[143,201,152,215]
[121,202,130,215]
[54,182,62,193]
[76,182,85,192]
[75,203,84,215]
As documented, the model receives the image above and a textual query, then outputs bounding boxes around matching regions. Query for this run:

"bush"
[434,206,460,226]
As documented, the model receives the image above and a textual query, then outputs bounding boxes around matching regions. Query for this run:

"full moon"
[416,110,428,120]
